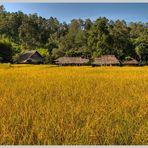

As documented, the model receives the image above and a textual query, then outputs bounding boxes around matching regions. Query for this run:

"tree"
[18,15,41,49]
[134,27,148,64]
[0,5,5,14]
[0,39,13,63]
[84,19,92,31]
[36,48,51,63]
[129,22,144,38]
[87,17,112,57]
[109,20,136,60]
[1,4,148,64]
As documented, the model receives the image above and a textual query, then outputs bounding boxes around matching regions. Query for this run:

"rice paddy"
[0,64,148,145]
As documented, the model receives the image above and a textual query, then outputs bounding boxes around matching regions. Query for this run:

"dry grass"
[0,64,148,145]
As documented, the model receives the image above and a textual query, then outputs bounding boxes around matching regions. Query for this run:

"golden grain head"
[0,64,148,145]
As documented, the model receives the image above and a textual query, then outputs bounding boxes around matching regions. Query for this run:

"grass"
[0,64,148,145]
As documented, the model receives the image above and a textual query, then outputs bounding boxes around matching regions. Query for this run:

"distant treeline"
[0,5,148,64]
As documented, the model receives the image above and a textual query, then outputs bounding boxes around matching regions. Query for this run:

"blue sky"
[1,3,148,23]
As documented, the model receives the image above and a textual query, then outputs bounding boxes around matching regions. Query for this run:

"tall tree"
[134,26,148,64]
[87,17,112,57]
[109,20,136,60]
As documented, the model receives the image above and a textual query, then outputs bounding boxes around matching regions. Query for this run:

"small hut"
[55,57,89,66]
[92,55,120,66]
[123,58,139,66]
[16,50,44,64]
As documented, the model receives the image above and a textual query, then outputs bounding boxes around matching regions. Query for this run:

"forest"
[0,5,148,64]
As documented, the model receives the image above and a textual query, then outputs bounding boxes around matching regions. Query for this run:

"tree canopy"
[0,5,148,64]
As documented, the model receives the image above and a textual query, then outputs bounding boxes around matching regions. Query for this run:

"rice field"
[0,64,148,145]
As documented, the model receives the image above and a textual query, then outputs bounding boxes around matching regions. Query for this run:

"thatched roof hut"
[123,58,139,66]
[17,50,44,64]
[92,55,120,66]
[55,57,89,65]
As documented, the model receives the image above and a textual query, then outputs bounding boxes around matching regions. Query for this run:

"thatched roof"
[55,57,89,65]
[92,55,120,65]
[17,50,43,64]
[123,58,139,65]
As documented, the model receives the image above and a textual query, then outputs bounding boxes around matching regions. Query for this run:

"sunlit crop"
[0,64,148,145]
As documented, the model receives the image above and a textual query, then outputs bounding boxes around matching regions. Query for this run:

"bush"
[0,40,13,63]
[36,48,51,64]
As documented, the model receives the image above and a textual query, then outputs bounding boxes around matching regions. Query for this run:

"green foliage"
[125,56,133,60]
[0,35,22,63]
[36,48,50,64]
[87,17,112,56]
[0,4,148,64]
[0,39,13,62]
[134,27,148,64]
[136,43,148,63]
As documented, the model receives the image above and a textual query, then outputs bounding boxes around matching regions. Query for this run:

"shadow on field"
[11,64,59,69]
